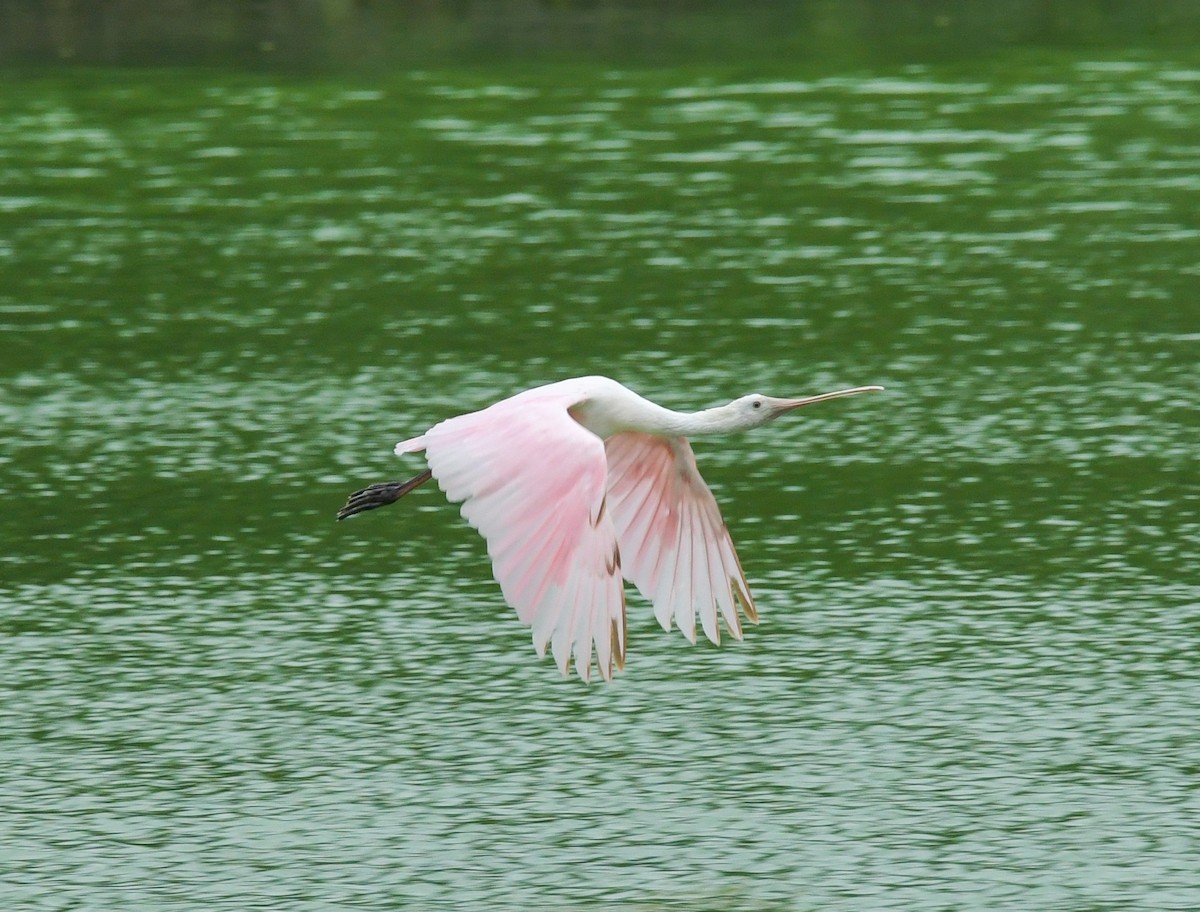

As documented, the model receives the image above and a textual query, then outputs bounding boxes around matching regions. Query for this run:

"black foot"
[337,469,433,521]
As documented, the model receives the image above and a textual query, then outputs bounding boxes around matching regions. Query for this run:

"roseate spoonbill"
[338,376,882,682]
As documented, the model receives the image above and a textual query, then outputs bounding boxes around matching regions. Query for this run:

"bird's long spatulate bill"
[776,385,884,411]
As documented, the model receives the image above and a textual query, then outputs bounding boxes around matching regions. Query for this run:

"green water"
[2,52,1198,911]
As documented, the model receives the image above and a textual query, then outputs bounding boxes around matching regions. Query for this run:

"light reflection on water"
[2,56,1198,910]
[5,567,1197,908]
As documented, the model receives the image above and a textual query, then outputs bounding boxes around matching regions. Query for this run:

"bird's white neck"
[660,403,753,437]
[572,386,750,440]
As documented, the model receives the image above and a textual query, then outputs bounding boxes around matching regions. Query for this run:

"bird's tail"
[336,469,433,521]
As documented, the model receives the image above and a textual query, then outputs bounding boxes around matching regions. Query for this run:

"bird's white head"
[724,385,885,431]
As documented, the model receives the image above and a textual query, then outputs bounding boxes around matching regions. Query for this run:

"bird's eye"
[752,400,762,409]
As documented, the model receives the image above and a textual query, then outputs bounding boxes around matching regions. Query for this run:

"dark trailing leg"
[336,468,433,521]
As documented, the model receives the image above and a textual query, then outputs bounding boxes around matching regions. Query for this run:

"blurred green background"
[1,2,1197,911]
[5,0,1200,68]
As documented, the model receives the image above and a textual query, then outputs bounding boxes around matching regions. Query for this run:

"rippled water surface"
[2,55,1198,911]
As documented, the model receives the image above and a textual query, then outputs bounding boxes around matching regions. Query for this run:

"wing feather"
[420,390,625,681]
[593,575,613,679]
[604,432,756,646]
[608,455,671,594]
[652,498,683,635]
[573,573,596,683]
[674,498,697,644]
[551,564,581,677]
[689,496,720,646]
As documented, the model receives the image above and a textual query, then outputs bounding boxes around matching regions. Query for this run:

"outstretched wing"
[409,390,626,682]
[603,432,756,646]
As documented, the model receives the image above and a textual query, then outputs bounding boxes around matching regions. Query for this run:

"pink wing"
[603,432,757,646]
[401,391,625,682]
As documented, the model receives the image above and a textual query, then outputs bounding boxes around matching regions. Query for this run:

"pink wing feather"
[411,390,626,682]
[603,432,757,646]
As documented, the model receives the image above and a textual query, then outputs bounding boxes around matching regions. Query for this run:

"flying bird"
[338,376,882,682]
